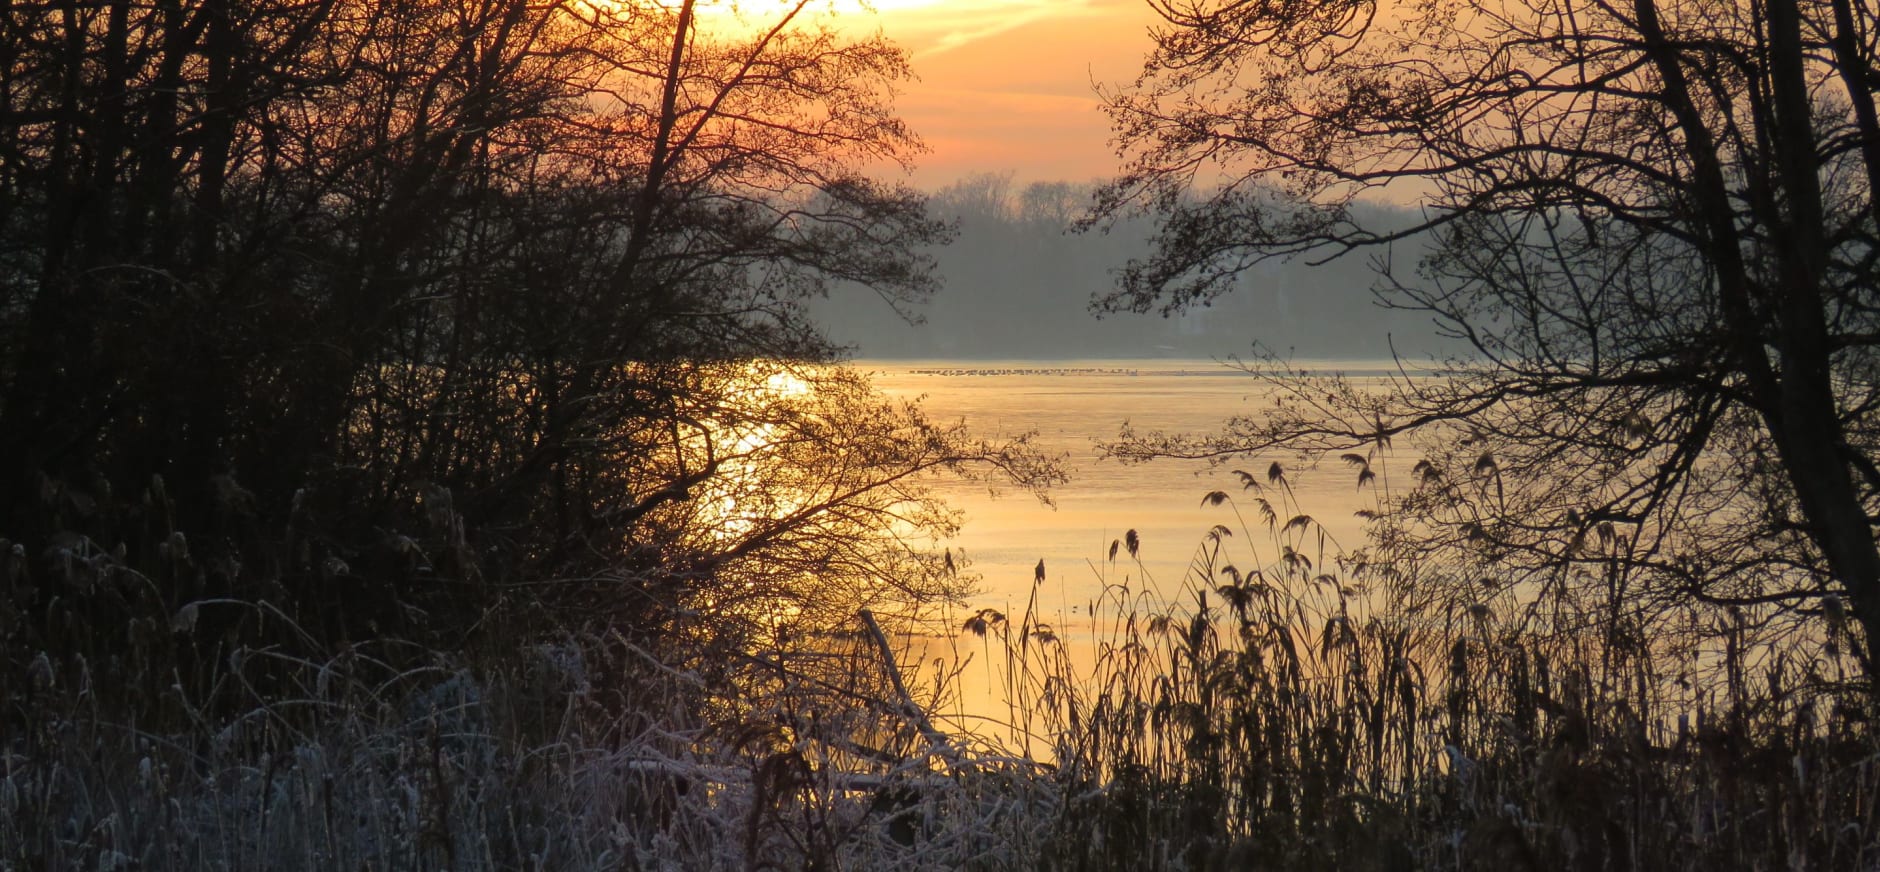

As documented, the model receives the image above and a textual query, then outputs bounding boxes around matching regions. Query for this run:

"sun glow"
[688,364,819,542]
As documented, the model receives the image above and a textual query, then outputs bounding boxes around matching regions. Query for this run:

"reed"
[6,468,1876,870]
[984,474,1880,870]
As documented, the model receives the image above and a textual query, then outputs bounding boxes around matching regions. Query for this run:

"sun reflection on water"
[694,364,817,542]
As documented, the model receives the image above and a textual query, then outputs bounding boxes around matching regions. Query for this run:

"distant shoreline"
[847,357,1439,379]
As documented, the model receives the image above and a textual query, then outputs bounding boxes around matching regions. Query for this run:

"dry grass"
[981,487,1880,870]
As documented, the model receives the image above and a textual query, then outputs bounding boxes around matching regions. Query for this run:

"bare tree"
[0,0,1053,714]
[1090,0,1880,673]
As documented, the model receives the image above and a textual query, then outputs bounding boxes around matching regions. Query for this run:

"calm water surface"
[857,359,1402,741]
[861,359,1394,627]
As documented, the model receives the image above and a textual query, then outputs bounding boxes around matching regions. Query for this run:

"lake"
[863,359,1392,606]
[859,359,1397,739]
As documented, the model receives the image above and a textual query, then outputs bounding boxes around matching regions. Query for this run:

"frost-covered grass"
[1,630,1070,871]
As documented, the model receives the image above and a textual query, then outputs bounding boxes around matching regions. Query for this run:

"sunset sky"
[716,0,1163,187]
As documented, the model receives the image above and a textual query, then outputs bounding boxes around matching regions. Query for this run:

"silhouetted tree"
[1092,0,1880,675]
[0,0,1053,722]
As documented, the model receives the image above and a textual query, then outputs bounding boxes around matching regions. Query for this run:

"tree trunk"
[1764,0,1880,671]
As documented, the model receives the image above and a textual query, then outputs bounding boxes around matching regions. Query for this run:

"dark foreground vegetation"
[1019,479,1880,870]
[8,469,1878,869]
[6,0,1880,870]
[0,0,1066,865]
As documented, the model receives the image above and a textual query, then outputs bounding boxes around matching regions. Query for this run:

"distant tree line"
[814,172,1455,359]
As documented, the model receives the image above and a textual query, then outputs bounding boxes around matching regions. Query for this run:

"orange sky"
[709,0,1162,188]
[873,1,1157,186]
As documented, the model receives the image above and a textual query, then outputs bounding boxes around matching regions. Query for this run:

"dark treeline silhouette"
[813,173,1455,359]
[0,0,1066,733]
[0,5,1077,865]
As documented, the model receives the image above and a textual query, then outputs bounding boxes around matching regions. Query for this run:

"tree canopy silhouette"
[1092,0,1880,674]
[0,0,1057,722]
